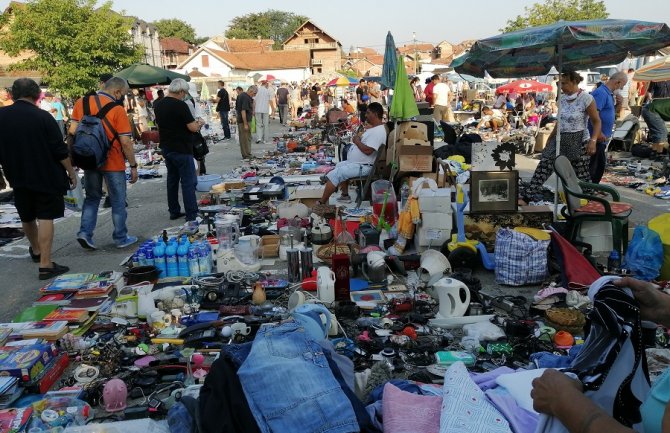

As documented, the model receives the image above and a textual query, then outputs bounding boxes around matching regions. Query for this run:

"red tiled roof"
[205,49,310,70]
[214,38,274,53]
[160,37,192,54]
[399,43,434,54]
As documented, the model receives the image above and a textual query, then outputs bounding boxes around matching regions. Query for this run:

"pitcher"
[215,219,239,251]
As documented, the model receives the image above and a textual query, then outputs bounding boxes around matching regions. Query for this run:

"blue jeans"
[237,321,359,433]
[218,110,231,139]
[79,170,127,243]
[164,152,198,221]
[642,104,669,144]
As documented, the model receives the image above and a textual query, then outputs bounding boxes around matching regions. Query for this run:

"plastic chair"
[553,155,632,256]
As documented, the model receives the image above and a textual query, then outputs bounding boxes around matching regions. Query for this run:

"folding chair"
[350,144,387,208]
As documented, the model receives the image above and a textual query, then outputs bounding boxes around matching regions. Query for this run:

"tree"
[153,18,196,44]
[501,0,608,33]
[0,0,142,98]
[225,10,308,49]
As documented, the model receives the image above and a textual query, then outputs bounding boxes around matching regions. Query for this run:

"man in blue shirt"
[588,71,627,184]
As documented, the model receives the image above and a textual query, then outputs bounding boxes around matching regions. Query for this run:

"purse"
[192,132,209,159]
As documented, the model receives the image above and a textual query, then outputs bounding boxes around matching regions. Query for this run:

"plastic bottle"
[188,247,200,277]
[177,239,190,277]
[400,181,410,210]
[166,241,178,277]
[198,242,211,275]
[137,248,147,267]
[607,250,621,274]
[153,241,167,277]
[145,244,155,267]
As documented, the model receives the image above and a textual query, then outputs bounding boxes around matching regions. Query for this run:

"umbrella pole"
[554,44,563,221]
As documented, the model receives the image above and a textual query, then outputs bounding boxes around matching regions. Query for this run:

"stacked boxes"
[387,122,434,174]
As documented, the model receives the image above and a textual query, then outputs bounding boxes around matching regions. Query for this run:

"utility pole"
[413,32,417,75]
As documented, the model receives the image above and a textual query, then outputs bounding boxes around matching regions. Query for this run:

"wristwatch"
[129,164,138,168]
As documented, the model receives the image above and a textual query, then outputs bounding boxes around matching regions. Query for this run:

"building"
[206,36,274,53]
[177,46,311,83]
[283,20,343,75]
[161,37,195,70]
[128,17,162,67]
[435,40,455,62]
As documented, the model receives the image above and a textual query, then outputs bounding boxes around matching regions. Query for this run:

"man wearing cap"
[214,80,231,140]
[254,80,273,144]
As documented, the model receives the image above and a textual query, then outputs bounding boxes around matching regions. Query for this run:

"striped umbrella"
[634,56,670,82]
[327,76,358,87]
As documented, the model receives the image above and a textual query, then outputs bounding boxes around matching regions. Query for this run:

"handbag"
[192,132,209,159]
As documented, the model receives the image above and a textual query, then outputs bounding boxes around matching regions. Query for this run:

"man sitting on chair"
[320,102,386,204]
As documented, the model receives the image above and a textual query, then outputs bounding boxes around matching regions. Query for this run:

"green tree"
[225,10,308,49]
[153,18,196,44]
[0,0,142,98]
[501,0,608,33]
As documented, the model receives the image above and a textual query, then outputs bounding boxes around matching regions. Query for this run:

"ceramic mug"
[230,322,251,336]
[317,266,336,303]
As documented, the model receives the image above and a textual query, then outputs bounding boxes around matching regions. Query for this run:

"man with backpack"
[0,78,76,280]
[68,76,138,250]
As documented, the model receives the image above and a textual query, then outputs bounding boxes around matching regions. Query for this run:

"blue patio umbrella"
[381,31,397,91]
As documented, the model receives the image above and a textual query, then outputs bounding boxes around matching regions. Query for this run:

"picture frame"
[470,170,518,213]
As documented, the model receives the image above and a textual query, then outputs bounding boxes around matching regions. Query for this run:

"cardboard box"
[397,121,428,141]
[399,155,433,172]
[397,138,432,156]
[417,187,452,213]
[261,235,280,258]
[408,166,446,188]
[414,225,451,248]
[421,211,453,230]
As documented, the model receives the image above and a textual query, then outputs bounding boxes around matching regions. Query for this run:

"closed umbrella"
[634,55,670,81]
[381,31,397,91]
[389,54,419,179]
[452,19,670,217]
[114,63,190,88]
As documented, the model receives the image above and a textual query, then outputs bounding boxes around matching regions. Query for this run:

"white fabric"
[558,91,593,136]
[440,362,513,433]
[496,368,547,413]
[482,109,505,123]
[254,86,273,114]
[326,162,371,186]
[346,124,385,164]
[433,82,451,106]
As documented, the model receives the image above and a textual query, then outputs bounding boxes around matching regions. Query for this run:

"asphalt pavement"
[0,118,667,321]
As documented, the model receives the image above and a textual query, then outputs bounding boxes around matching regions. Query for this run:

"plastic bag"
[63,176,84,211]
[624,226,664,281]
[250,116,257,134]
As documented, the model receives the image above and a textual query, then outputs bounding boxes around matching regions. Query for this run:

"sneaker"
[76,235,96,250]
[116,236,138,249]
[256,139,262,144]
[336,195,352,203]
[39,262,70,280]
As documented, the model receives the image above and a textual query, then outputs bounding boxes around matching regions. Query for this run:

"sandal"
[39,262,70,280]
[28,246,40,263]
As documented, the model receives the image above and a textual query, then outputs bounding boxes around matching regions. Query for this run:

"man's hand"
[614,277,668,325]
[68,172,77,190]
[129,167,138,184]
[243,124,249,131]
[531,369,583,415]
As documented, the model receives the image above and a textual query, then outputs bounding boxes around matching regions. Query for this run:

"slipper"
[39,262,69,280]
[28,246,40,263]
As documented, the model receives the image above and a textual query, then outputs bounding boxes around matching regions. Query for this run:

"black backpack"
[71,95,119,170]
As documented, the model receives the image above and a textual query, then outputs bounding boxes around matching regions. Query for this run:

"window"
[317,67,322,73]
[202,55,209,67]
[304,39,308,44]
[315,38,319,43]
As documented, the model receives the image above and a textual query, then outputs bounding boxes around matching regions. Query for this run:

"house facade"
[283,20,343,75]
[161,37,194,70]
[128,18,162,67]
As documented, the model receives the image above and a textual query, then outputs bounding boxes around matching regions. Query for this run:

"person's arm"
[351,130,376,155]
[0,166,6,190]
[60,156,77,189]
[531,369,635,433]
[241,110,249,131]
[585,100,601,156]
[186,119,203,133]
[118,135,138,184]
[614,277,670,326]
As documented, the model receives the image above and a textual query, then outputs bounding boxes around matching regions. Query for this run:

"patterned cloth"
[575,201,632,215]
[495,228,550,286]
[383,382,441,433]
[523,132,590,201]
[440,362,512,433]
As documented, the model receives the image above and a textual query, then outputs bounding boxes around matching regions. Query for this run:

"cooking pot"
[125,265,160,285]
[311,224,333,244]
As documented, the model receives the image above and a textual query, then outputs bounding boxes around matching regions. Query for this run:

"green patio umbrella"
[388,54,419,179]
[452,19,670,217]
[114,63,190,88]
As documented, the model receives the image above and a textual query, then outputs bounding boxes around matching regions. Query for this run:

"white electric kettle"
[316,266,335,303]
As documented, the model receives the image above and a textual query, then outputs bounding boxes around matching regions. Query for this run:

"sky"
[3,0,670,51]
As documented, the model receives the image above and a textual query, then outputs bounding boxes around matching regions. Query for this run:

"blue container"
[153,241,167,277]
[166,241,178,277]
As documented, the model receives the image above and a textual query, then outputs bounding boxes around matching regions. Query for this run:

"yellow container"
[649,214,670,280]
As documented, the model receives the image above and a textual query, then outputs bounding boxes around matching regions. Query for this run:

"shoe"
[116,236,138,249]
[39,262,69,280]
[319,174,329,185]
[336,195,352,203]
[76,235,96,250]
[256,139,262,144]
[170,212,186,220]
[28,246,40,263]
[103,196,111,208]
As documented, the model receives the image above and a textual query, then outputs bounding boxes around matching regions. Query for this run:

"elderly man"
[319,102,386,204]
[0,78,76,279]
[589,71,627,183]
[70,77,138,250]
[236,85,257,159]
[154,78,205,222]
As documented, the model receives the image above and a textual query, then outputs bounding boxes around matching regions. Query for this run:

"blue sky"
[4,0,670,51]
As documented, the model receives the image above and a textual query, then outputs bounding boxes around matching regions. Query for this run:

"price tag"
[426,229,443,240]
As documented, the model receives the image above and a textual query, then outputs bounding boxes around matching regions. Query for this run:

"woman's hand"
[531,369,583,415]
[586,140,597,156]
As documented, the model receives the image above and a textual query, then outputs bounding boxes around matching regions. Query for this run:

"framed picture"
[470,170,518,213]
